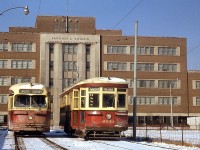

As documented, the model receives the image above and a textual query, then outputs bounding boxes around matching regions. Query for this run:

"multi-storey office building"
[101,36,189,125]
[0,15,199,127]
[0,32,40,125]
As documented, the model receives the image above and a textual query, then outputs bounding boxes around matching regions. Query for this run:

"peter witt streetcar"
[7,83,51,133]
[60,77,129,139]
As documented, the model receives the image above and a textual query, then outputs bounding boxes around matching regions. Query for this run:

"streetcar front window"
[14,95,30,107]
[31,96,46,108]
[117,94,126,108]
[89,94,99,107]
[103,94,115,108]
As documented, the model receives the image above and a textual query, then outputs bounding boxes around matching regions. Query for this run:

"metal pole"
[133,21,138,141]
[0,6,29,16]
[66,0,68,32]
[170,83,173,127]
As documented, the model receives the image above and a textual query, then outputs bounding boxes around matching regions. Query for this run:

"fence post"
[146,122,147,139]
[181,120,184,146]
[181,128,183,146]
[160,123,162,143]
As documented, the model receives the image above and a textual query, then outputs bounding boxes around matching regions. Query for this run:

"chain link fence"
[125,125,200,148]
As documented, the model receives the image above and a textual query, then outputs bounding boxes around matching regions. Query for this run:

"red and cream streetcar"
[7,83,51,133]
[60,77,129,139]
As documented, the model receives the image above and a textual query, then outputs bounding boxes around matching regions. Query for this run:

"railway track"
[14,133,26,150]
[14,133,68,150]
[40,137,68,150]
[12,131,180,150]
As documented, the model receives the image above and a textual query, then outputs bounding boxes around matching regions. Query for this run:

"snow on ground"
[0,130,15,150]
[0,129,200,150]
[124,127,200,146]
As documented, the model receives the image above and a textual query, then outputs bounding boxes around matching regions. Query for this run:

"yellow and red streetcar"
[7,83,51,134]
[60,77,129,139]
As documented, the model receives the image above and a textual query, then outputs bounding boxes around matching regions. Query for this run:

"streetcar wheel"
[83,132,89,140]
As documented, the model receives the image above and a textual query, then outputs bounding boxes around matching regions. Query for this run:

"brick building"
[0,16,199,127]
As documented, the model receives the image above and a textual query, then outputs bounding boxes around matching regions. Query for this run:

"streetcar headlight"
[106,114,112,120]
[28,116,33,120]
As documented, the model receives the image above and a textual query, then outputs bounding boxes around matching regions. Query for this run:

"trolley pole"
[133,21,138,141]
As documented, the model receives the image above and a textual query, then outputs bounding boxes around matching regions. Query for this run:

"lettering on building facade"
[49,37,93,44]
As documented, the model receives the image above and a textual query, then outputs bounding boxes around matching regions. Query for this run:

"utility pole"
[133,21,138,141]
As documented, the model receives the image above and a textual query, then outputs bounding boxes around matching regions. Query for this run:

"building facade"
[0,16,199,127]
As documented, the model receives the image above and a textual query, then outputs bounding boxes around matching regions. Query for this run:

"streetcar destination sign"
[19,89,43,94]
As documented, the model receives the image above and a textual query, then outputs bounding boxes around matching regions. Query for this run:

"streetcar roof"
[60,77,128,97]
[9,82,45,90]
[79,77,127,84]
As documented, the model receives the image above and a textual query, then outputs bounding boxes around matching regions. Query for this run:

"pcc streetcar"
[7,83,51,133]
[60,77,129,139]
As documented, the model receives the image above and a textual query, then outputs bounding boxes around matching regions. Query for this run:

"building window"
[75,19,79,33]
[12,43,32,52]
[11,77,31,85]
[0,60,8,68]
[63,78,77,88]
[86,44,91,54]
[63,44,77,54]
[196,97,200,106]
[50,61,54,70]
[137,80,155,88]
[64,61,77,71]
[61,21,66,32]
[49,78,53,87]
[0,43,8,51]
[86,62,90,71]
[158,64,177,72]
[130,46,154,55]
[0,77,8,86]
[196,81,200,89]
[158,47,177,56]
[131,63,154,71]
[107,62,127,71]
[11,60,32,69]
[137,97,155,105]
[68,20,72,32]
[54,20,59,32]
[49,43,54,53]
[196,98,200,105]
[0,95,8,104]
[158,97,177,105]
[158,80,177,88]
[107,46,127,54]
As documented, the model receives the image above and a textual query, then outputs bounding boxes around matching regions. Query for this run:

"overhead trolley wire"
[113,0,144,29]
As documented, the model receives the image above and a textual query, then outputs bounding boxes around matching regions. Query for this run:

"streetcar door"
[73,90,79,126]
[80,111,85,124]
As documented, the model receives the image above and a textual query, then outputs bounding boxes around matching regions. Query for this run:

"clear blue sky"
[1,0,200,70]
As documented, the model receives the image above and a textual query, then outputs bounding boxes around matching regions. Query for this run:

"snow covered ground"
[0,128,200,150]
[124,127,200,146]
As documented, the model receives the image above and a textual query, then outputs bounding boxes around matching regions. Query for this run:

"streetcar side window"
[14,95,30,107]
[117,94,126,108]
[81,90,86,108]
[81,97,86,108]
[89,94,99,107]
[74,91,79,108]
[31,96,46,108]
[103,94,115,108]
